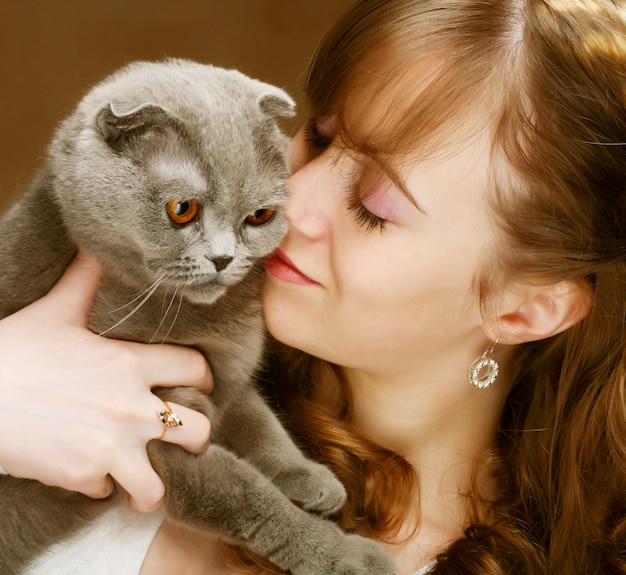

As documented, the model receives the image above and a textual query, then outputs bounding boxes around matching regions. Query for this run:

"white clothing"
[21,497,437,575]
[414,559,437,574]
[23,502,163,575]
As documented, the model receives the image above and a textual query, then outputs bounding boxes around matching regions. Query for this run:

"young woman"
[2,0,625,573]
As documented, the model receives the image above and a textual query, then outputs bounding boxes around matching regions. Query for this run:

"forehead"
[334,53,498,169]
[333,73,502,212]
[148,156,206,189]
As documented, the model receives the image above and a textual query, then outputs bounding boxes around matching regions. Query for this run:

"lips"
[263,249,319,286]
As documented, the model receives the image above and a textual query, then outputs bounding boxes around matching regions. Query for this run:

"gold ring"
[155,400,183,440]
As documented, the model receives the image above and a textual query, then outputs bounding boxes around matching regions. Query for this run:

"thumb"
[45,252,102,324]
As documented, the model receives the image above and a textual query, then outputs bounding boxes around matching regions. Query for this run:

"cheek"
[333,234,476,327]
[332,245,419,322]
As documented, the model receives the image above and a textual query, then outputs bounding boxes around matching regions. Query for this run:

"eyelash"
[304,117,332,152]
[346,182,387,232]
[306,117,387,232]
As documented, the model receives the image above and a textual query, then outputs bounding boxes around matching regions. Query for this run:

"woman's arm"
[0,253,213,511]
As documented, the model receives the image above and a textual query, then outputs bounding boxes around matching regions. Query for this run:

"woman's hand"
[0,253,213,512]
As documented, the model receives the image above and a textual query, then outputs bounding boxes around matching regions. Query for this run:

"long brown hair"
[256,1,626,574]
[228,1,626,573]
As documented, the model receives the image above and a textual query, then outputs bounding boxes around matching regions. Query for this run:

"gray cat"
[0,59,397,575]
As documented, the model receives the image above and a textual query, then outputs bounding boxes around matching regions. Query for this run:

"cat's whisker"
[97,274,167,316]
[150,285,180,344]
[98,276,164,337]
[160,289,185,344]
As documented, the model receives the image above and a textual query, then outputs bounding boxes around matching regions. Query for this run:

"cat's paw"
[272,462,346,516]
[294,533,399,575]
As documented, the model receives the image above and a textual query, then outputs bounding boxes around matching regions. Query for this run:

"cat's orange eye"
[245,208,275,226]
[166,199,200,225]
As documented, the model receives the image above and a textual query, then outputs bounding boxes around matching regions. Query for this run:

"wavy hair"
[231,1,626,573]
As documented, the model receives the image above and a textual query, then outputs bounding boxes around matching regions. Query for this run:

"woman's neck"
[343,351,513,573]
[344,354,511,466]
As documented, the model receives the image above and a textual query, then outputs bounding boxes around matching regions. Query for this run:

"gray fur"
[0,60,397,574]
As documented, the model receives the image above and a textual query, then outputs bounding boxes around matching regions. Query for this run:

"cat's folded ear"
[96,103,174,148]
[258,91,296,120]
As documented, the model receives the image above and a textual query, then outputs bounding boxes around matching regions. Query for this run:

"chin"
[263,301,306,350]
[183,285,228,305]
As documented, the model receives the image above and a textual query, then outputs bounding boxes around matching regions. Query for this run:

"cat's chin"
[182,285,228,305]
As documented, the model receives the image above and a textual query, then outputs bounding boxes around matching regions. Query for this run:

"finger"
[155,402,211,455]
[123,342,213,394]
[128,483,165,513]
[75,474,116,500]
[113,455,166,513]
[45,252,102,324]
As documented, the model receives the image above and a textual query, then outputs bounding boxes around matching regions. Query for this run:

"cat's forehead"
[148,156,207,192]
[84,62,291,158]
[70,60,292,206]
[145,143,288,208]
[84,60,288,125]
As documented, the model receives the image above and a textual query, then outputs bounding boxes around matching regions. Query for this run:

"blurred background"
[0,0,353,211]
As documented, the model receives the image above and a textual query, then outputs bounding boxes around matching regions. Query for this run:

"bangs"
[304,0,529,169]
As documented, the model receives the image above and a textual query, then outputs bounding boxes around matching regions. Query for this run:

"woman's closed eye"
[304,117,333,153]
[347,181,387,232]
[346,165,420,233]
[346,165,393,232]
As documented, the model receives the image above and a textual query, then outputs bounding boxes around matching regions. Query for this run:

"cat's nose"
[211,255,233,272]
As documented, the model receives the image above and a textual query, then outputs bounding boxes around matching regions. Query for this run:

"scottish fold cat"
[0,59,396,574]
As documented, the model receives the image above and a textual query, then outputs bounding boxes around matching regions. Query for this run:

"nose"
[210,255,233,272]
[286,151,336,240]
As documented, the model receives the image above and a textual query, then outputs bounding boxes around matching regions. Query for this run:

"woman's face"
[262,116,500,377]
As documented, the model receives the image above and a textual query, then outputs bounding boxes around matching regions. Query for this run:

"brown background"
[0,0,353,211]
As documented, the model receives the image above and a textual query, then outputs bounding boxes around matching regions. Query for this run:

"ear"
[96,102,173,148]
[493,279,593,345]
[258,90,296,120]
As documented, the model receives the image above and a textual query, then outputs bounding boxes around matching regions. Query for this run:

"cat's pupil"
[175,202,190,215]
[245,208,275,226]
[166,199,199,224]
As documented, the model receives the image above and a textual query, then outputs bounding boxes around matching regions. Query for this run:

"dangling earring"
[467,339,499,389]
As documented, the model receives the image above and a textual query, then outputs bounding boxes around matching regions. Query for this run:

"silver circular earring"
[467,339,499,389]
